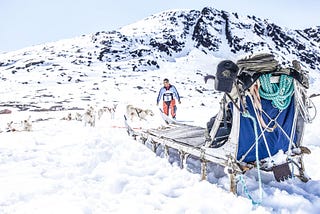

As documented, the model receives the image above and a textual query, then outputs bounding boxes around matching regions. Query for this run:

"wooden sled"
[125,108,311,195]
[124,54,315,195]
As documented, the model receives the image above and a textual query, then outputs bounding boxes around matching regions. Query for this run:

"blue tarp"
[236,96,296,162]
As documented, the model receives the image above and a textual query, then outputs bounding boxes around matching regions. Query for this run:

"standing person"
[157,78,181,119]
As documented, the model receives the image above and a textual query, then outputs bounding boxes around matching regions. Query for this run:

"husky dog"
[126,105,154,121]
[83,106,96,127]
[6,121,17,132]
[22,116,32,131]
[97,108,105,120]
[98,104,118,120]
[106,103,118,120]
[74,112,83,121]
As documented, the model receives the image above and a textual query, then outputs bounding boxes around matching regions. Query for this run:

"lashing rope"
[259,74,294,110]
[237,174,261,206]
[242,112,263,205]
[239,73,293,205]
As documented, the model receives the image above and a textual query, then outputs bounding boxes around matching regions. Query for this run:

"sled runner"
[125,53,316,196]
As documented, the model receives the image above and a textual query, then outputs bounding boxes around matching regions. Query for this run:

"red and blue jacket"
[157,84,180,104]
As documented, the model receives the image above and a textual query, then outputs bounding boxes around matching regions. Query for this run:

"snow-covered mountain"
[85,7,320,70]
[1,7,320,111]
[1,7,320,77]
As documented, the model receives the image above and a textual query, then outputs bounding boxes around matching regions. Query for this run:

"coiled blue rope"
[259,74,294,110]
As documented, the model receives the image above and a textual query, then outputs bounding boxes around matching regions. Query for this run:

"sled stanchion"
[152,141,157,153]
[145,136,154,152]
[298,156,309,182]
[183,154,190,171]
[293,156,310,182]
[179,150,185,169]
[200,149,207,181]
[230,173,237,195]
[226,155,239,194]
[140,136,147,145]
[164,145,169,160]
[201,159,207,181]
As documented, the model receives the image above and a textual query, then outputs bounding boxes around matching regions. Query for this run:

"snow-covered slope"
[0,6,320,213]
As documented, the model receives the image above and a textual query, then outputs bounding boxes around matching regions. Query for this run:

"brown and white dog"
[126,104,154,121]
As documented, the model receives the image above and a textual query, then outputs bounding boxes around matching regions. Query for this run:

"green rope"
[259,74,294,110]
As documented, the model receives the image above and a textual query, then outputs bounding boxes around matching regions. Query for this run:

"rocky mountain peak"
[1,7,319,84]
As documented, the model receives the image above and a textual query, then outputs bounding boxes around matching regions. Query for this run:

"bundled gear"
[236,53,309,90]
[207,53,316,195]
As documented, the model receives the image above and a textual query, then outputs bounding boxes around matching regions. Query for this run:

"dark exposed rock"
[1,7,319,82]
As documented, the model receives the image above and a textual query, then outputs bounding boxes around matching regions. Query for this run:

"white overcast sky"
[1,0,319,52]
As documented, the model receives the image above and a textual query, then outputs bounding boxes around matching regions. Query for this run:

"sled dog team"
[0,102,157,132]
[1,77,180,131]
[61,103,155,127]
[62,103,119,127]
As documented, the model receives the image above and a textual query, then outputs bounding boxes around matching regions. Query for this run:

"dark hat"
[214,60,239,93]
[216,60,239,78]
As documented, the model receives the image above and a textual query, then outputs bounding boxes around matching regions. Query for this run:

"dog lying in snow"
[61,112,82,121]
[6,121,17,132]
[61,113,72,121]
[126,104,154,121]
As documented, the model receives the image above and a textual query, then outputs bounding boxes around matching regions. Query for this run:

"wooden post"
[164,145,169,160]
[229,173,237,194]
[139,136,146,145]
[152,142,157,153]
[183,154,190,170]
[179,151,185,169]
[297,156,310,182]
[200,160,207,181]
